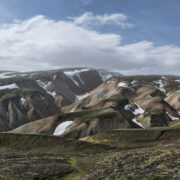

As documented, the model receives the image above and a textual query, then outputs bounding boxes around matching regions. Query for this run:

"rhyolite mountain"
[8,72,180,139]
[0,68,121,131]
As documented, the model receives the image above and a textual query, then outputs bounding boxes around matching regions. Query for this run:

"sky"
[0,0,180,74]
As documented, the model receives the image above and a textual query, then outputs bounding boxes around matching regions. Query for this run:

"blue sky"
[1,0,180,46]
[0,0,180,74]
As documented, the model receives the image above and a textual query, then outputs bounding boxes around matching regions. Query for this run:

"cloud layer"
[0,13,180,74]
[68,12,133,28]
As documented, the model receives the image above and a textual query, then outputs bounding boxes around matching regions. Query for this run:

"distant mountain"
[9,74,180,139]
[0,68,121,131]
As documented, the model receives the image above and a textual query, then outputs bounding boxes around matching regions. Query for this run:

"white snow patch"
[21,98,26,106]
[166,112,179,121]
[154,86,166,93]
[125,103,144,115]
[131,80,138,84]
[76,93,89,101]
[53,121,73,136]
[132,118,144,128]
[124,104,132,111]
[107,80,115,84]
[53,75,57,79]
[118,82,126,87]
[37,80,56,98]
[155,79,163,88]
[0,72,16,79]
[37,80,46,88]
[175,80,180,83]
[72,78,80,86]
[0,83,19,90]
[30,73,38,77]
[64,69,90,86]
[154,79,166,93]
[161,76,167,80]
[48,91,56,98]
[20,74,27,77]
[97,70,120,81]
[97,71,113,81]
[133,103,144,115]
[64,69,90,76]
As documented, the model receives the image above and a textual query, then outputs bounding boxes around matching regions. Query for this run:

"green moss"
[0,88,41,102]
[60,107,116,123]
[62,157,83,180]
[87,136,93,143]
[86,127,180,147]
[20,88,40,97]
[0,133,112,154]
[0,90,20,101]
[104,94,126,102]
[151,175,167,180]
[0,130,179,179]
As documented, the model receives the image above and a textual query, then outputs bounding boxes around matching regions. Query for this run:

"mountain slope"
[0,68,121,131]
[9,74,180,138]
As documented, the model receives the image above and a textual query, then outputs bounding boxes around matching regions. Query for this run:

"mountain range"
[0,68,180,138]
[1,68,180,179]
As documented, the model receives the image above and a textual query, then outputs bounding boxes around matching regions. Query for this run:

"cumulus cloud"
[0,14,180,74]
[68,12,134,29]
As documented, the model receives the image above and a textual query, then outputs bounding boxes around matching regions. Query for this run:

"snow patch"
[154,86,166,93]
[76,93,89,101]
[37,80,46,88]
[124,103,144,115]
[97,71,112,81]
[97,70,120,81]
[37,80,56,98]
[0,72,16,79]
[118,82,126,87]
[21,98,26,106]
[53,121,73,136]
[154,79,166,93]
[107,80,115,84]
[0,83,19,90]
[133,103,144,115]
[131,80,138,84]
[64,69,90,76]
[161,76,167,80]
[175,80,180,83]
[30,73,38,77]
[48,91,56,98]
[132,118,144,128]
[155,80,163,88]
[166,112,179,121]
[64,69,90,86]
[20,74,27,77]
[124,104,132,111]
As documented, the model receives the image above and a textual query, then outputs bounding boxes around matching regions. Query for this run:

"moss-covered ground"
[0,129,179,179]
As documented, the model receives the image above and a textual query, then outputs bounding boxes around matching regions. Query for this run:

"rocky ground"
[0,131,179,179]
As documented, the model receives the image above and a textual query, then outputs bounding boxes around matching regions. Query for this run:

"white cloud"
[0,14,180,74]
[68,12,134,29]
[81,0,92,5]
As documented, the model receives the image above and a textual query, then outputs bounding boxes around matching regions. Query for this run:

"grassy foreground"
[0,128,180,179]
